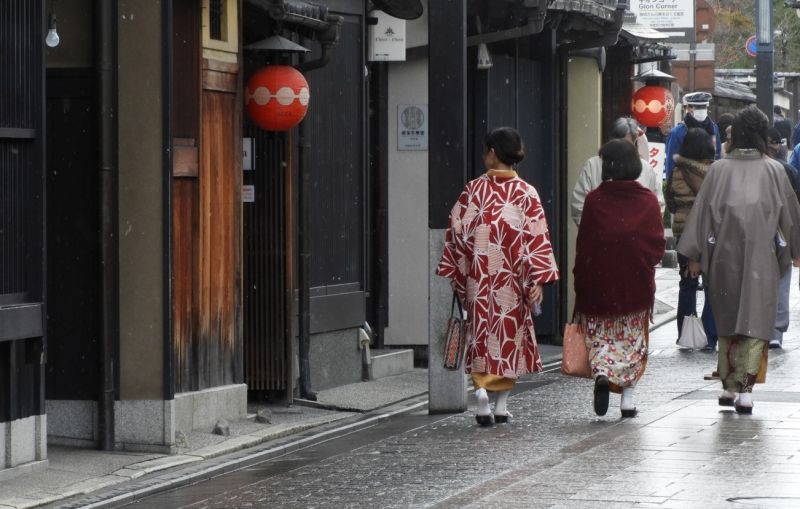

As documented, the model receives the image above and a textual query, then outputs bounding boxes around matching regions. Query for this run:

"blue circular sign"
[746,36,757,57]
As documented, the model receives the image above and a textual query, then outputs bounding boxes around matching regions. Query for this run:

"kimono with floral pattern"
[436,174,560,378]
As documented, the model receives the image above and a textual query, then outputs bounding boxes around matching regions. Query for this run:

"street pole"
[756,0,774,119]
[688,4,696,92]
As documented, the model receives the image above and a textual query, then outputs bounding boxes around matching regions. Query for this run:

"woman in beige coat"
[678,106,800,414]
[669,128,718,351]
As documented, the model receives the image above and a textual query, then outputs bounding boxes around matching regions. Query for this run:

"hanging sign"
[629,0,695,42]
[243,185,255,203]
[368,10,406,61]
[397,104,428,151]
[649,142,667,180]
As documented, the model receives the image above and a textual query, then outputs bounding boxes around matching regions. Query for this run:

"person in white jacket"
[571,117,665,225]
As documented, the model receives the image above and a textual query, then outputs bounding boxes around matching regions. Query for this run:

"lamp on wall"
[45,13,60,47]
[475,16,492,70]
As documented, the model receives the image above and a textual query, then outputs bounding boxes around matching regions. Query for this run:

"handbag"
[442,293,466,370]
[677,314,707,349]
[561,323,591,378]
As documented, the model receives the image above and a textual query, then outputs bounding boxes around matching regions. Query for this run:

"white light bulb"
[46,13,59,48]
[46,28,60,47]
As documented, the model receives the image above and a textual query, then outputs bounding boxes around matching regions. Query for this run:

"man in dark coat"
[773,106,792,149]
[767,128,800,349]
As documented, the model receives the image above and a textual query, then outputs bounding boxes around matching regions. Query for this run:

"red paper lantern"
[631,86,675,128]
[245,65,310,131]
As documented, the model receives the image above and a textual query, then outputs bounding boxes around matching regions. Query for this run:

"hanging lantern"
[631,86,675,128]
[245,65,310,131]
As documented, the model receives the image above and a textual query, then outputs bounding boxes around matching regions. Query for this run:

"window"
[202,0,237,57]
[209,0,224,41]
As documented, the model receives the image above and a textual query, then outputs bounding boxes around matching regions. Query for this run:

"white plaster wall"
[406,0,428,48]
[384,57,429,346]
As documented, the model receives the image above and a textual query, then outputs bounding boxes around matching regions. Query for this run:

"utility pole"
[756,0,774,118]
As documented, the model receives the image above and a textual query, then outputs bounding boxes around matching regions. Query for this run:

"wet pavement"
[72,268,800,508]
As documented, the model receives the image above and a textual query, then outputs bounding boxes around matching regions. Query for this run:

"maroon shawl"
[573,180,665,317]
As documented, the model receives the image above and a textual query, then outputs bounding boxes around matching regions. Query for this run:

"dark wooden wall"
[171,1,242,393]
[0,0,46,422]
[199,59,242,388]
[602,45,635,142]
[45,69,101,400]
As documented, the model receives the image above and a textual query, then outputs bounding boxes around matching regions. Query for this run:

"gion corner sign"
[630,0,695,42]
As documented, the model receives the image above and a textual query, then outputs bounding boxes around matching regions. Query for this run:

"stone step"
[664,227,676,250]
[662,249,678,268]
[369,349,414,380]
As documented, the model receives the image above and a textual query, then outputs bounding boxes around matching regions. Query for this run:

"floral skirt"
[576,310,650,393]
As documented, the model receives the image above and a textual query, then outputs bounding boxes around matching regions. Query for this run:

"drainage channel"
[58,378,557,509]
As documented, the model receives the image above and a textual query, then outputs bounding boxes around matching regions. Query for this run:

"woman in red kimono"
[436,127,560,426]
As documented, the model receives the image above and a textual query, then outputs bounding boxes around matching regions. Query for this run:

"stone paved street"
[112,269,800,508]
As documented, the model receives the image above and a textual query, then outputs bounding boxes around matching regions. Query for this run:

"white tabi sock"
[494,390,510,416]
[736,392,753,407]
[475,388,491,416]
[621,387,635,410]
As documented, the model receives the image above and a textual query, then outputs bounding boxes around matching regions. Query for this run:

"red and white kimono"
[436,173,559,382]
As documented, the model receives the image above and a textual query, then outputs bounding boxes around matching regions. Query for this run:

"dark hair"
[774,105,783,115]
[766,127,783,145]
[608,117,639,141]
[679,128,715,161]
[485,127,525,166]
[717,112,735,143]
[729,105,768,155]
[599,139,642,181]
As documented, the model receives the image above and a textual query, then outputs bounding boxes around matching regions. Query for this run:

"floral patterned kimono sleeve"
[521,191,560,297]
[436,190,469,305]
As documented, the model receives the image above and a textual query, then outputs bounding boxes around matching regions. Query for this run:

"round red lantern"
[245,65,310,131]
[631,86,675,128]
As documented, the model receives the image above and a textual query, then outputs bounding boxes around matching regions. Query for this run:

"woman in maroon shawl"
[574,139,665,418]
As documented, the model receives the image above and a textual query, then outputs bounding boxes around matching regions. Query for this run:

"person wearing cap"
[571,117,664,226]
[767,127,800,349]
[664,92,722,183]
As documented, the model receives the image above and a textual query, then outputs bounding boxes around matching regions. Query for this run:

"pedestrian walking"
[678,106,800,414]
[773,105,793,150]
[664,92,721,182]
[436,127,560,426]
[573,139,665,418]
[667,128,718,351]
[571,117,664,226]
[717,112,734,157]
[766,127,800,349]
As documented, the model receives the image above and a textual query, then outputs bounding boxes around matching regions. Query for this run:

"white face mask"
[691,109,708,122]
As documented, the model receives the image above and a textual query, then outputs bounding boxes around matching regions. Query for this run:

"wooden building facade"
[0,0,48,471]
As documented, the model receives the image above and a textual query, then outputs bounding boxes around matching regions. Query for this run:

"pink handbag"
[561,323,592,378]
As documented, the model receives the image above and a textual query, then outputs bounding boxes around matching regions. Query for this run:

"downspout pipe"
[96,0,118,451]
[294,16,341,400]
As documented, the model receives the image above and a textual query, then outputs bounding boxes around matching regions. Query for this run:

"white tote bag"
[677,315,707,349]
